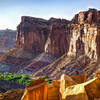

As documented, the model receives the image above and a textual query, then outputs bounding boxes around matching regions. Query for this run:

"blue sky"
[0,0,100,29]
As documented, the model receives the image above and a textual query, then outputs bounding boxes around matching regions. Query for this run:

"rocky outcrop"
[45,19,71,56]
[22,73,100,100]
[72,8,100,24]
[68,9,100,61]
[14,17,70,74]
[0,16,70,73]
[16,16,49,53]
[16,17,70,56]
[33,9,100,79]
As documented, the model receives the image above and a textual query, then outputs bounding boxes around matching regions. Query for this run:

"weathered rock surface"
[0,48,36,73]
[21,73,100,100]
[16,16,49,53]
[0,8,100,77]
[68,8,100,61]
[33,55,91,79]
[33,9,100,79]
[16,17,70,56]
[72,8,100,24]
[45,20,71,56]
[17,53,57,74]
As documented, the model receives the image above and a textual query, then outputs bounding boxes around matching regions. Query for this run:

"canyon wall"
[16,17,70,57]
[1,8,100,76]
[16,9,100,60]
[45,18,71,56]
[32,9,100,79]
[16,16,49,53]
[68,9,100,61]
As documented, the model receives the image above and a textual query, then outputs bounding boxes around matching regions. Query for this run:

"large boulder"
[60,74,76,96]
[21,78,48,100]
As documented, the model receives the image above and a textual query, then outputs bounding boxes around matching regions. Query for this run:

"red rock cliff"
[1,8,100,75]
[16,9,100,60]
[16,16,50,53]
[33,9,100,78]
[45,18,71,56]
[16,17,70,57]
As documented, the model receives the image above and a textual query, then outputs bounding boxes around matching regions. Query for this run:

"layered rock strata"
[0,8,100,77]
[33,9,100,79]
[68,9,100,61]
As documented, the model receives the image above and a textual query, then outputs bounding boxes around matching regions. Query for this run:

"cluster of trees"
[0,72,32,85]
[0,72,52,85]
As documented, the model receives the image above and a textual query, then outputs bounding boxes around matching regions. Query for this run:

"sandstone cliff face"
[16,17,70,74]
[68,9,100,61]
[16,17,70,57]
[0,17,70,74]
[1,8,100,77]
[45,18,71,56]
[33,9,100,79]
[16,16,49,53]
[16,9,100,60]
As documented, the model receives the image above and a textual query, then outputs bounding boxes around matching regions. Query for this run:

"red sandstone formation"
[72,8,100,24]
[0,8,100,78]
[16,17,70,56]
[68,8,100,61]
[14,17,70,74]
[34,9,100,79]
[16,16,49,53]
[45,22,71,56]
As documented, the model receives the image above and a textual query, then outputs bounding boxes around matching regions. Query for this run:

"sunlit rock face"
[2,8,100,75]
[68,9,100,61]
[72,8,100,24]
[16,9,100,60]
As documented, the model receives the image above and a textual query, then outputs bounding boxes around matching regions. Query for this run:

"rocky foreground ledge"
[1,71,100,100]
